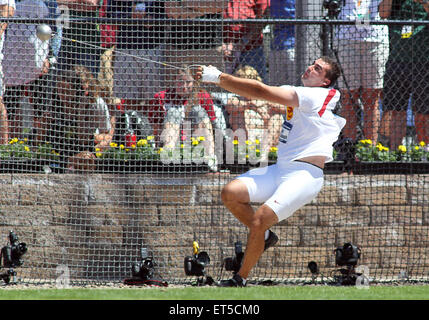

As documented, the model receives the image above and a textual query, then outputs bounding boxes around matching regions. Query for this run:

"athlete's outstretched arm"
[193,66,300,108]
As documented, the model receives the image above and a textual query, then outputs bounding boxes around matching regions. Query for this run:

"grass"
[0,285,426,318]
[0,285,428,300]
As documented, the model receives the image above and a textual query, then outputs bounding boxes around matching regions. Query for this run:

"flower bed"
[351,139,429,174]
[355,139,428,162]
[1,137,428,174]
[95,135,211,173]
[0,138,62,173]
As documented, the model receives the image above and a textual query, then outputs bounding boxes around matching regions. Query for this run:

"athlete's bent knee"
[221,180,249,205]
[250,205,279,232]
[221,183,235,204]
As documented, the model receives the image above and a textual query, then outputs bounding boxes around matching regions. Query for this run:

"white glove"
[201,65,222,83]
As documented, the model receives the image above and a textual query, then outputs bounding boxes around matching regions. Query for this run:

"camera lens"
[131,262,141,277]
[308,261,319,274]
[224,257,233,271]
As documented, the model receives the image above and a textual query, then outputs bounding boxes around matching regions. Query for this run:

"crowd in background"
[0,0,427,170]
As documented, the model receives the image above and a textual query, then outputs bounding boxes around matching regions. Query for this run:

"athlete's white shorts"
[236,161,324,222]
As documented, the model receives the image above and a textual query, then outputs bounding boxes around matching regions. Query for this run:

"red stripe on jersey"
[318,88,337,117]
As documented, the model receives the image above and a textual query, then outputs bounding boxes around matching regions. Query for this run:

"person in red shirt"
[219,0,269,80]
[148,66,218,171]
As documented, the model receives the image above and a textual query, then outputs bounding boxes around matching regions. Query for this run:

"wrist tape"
[201,65,222,83]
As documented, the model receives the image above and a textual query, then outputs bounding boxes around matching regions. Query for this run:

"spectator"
[2,0,50,140]
[335,0,389,143]
[56,0,102,77]
[97,0,115,104]
[27,0,64,145]
[225,65,283,149]
[269,0,296,86]
[44,0,63,61]
[220,0,269,81]
[48,66,114,161]
[108,0,165,111]
[378,0,429,148]
[0,0,15,144]
[164,0,226,83]
[74,65,116,152]
[148,66,218,171]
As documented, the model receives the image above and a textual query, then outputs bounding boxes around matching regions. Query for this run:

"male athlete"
[193,56,345,287]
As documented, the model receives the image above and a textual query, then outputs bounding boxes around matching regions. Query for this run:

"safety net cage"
[0,0,427,287]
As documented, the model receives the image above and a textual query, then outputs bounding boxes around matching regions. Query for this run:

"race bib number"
[279,121,293,144]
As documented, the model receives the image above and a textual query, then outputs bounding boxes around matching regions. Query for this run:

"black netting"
[0,0,427,286]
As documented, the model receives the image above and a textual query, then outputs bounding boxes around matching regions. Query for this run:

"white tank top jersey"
[276,85,346,164]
